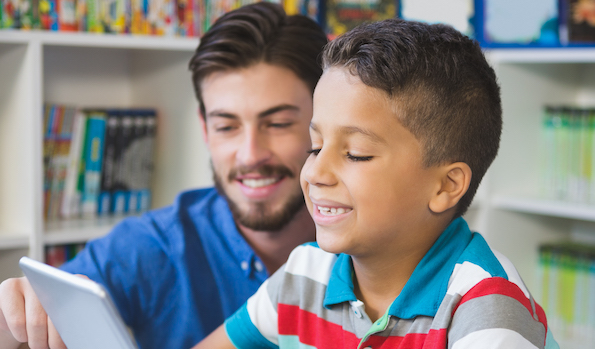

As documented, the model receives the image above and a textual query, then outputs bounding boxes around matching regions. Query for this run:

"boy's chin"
[315,232,347,255]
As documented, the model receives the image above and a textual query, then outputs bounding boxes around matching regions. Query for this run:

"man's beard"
[213,162,306,232]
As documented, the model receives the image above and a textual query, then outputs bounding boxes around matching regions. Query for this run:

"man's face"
[200,63,313,232]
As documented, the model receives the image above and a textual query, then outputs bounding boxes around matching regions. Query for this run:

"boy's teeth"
[242,178,278,188]
[317,206,350,216]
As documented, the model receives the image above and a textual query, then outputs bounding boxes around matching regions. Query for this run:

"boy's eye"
[347,152,373,162]
[307,149,321,156]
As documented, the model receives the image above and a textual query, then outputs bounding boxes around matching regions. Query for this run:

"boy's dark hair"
[322,19,502,218]
[189,2,328,118]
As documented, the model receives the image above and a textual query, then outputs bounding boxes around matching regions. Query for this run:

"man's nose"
[236,127,272,167]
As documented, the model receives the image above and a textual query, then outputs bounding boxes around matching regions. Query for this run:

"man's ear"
[429,162,472,214]
[198,109,209,144]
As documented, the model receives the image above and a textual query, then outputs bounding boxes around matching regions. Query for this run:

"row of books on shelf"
[537,242,595,347]
[327,0,595,45]
[0,0,318,36]
[45,242,85,267]
[541,105,595,204]
[43,103,156,221]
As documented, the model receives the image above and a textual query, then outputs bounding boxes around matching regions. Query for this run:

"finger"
[23,281,49,349]
[47,316,67,349]
[0,278,28,342]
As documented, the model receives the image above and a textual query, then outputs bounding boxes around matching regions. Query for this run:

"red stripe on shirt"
[453,277,547,331]
[278,304,448,348]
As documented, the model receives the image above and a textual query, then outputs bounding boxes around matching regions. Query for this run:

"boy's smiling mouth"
[317,206,352,216]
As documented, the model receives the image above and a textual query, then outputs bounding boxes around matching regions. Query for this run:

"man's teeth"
[317,206,351,216]
[242,178,278,188]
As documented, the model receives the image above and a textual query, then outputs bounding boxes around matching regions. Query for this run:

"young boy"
[193,19,559,349]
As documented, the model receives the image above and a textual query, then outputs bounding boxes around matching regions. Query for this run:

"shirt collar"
[323,217,473,318]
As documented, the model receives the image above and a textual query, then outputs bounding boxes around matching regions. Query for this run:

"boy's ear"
[429,162,472,214]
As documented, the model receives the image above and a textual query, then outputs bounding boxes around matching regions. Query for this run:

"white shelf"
[492,196,595,222]
[43,216,131,245]
[0,232,29,250]
[0,30,199,51]
[485,47,595,64]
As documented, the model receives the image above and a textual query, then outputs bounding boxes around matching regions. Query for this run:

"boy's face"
[201,63,313,231]
[301,67,444,259]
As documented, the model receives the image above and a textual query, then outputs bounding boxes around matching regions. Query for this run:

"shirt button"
[254,261,264,272]
[241,261,249,270]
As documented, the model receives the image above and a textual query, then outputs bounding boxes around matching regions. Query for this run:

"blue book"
[80,111,107,217]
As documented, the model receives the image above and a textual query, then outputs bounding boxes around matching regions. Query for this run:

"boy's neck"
[352,219,451,322]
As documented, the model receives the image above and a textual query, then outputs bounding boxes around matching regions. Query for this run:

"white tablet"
[19,256,138,349]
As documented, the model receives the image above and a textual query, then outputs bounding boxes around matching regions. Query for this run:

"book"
[476,0,559,47]
[60,108,87,219]
[47,105,76,220]
[57,0,77,30]
[97,109,120,216]
[561,0,595,44]
[80,110,107,217]
[326,0,396,38]
[111,110,134,214]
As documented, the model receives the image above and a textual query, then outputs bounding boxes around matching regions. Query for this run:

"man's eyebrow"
[257,104,300,118]
[207,104,300,120]
[207,110,236,119]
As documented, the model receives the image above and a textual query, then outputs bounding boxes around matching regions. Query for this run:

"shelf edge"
[0,30,200,51]
[492,196,595,221]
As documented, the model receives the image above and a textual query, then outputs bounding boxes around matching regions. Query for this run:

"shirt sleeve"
[59,215,171,329]
[448,277,550,349]
[225,263,288,349]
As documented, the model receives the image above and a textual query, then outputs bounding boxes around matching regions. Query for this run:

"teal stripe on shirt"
[225,303,278,349]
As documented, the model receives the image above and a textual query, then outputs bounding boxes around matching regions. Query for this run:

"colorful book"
[60,108,87,219]
[326,0,396,38]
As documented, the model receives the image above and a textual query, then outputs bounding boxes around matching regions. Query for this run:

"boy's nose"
[302,150,337,187]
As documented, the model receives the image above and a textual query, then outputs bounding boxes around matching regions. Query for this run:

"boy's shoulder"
[283,243,339,286]
[448,233,531,299]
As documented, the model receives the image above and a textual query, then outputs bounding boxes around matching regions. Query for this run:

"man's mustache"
[228,164,295,181]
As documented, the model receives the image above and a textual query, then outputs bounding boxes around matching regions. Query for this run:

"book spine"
[138,109,156,212]
[58,0,78,30]
[60,109,87,219]
[80,110,107,217]
[97,110,119,216]
[111,110,133,215]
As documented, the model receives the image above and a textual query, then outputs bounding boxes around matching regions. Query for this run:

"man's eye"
[307,149,321,156]
[269,122,293,128]
[215,125,235,132]
[347,153,373,162]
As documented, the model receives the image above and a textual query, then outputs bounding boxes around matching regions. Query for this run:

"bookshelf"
[0,30,213,281]
[1,29,594,347]
[465,48,595,349]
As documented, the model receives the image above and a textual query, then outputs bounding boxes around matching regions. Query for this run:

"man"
[0,3,328,348]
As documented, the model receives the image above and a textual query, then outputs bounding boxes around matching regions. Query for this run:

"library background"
[1,0,595,347]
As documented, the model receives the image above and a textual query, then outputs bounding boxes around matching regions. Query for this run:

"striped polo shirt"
[224,217,559,349]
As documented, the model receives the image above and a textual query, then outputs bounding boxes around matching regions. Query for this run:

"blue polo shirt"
[60,187,269,349]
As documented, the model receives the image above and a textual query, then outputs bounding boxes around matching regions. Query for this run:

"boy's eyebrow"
[207,104,300,119]
[340,126,386,144]
[309,123,386,144]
